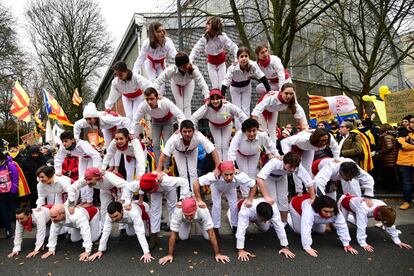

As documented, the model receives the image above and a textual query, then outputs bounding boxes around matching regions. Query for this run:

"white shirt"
[105,73,153,109]
[133,37,177,73]
[251,91,306,120]
[36,175,73,208]
[68,172,128,202]
[154,64,209,98]
[228,130,278,161]
[132,98,185,135]
[191,102,248,127]
[122,173,191,205]
[54,140,102,174]
[280,132,340,159]
[12,207,50,252]
[47,207,95,252]
[300,199,351,250]
[162,131,215,157]
[312,158,374,197]
[257,158,313,189]
[222,61,265,87]
[170,207,214,232]
[189,33,238,62]
[236,198,288,249]
[339,196,401,246]
[257,55,286,86]
[98,204,149,253]
[102,139,146,177]
[198,172,255,192]
[73,114,132,140]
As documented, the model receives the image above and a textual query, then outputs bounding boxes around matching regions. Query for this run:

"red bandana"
[22,216,33,232]
[277,92,289,104]
[116,141,129,151]
[258,55,271,68]
[373,207,380,221]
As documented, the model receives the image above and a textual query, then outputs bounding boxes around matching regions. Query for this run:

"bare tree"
[181,0,340,65]
[307,0,414,98]
[26,0,113,120]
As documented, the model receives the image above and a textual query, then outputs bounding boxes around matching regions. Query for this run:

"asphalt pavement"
[0,223,413,276]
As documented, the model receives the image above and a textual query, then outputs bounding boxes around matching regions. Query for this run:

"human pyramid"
[7,16,411,265]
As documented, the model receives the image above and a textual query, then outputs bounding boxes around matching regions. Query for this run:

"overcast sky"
[2,0,171,49]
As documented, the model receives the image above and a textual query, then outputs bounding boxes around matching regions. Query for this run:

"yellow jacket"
[396,127,414,167]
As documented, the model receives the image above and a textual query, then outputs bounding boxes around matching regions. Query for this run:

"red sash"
[83,206,98,221]
[373,207,380,221]
[256,94,273,121]
[311,157,329,176]
[237,199,245,211]
[341,194,357,212]
[123,88,143,99]
[44,204,54,209]
[291,194,310,215]
[210,118,233,128]
[126,155,134,163]
[147,54,165,70]
[153,112,173,123]
[176,84,185,96]
[268,69,291,84]
[138,203,151,229]
[207,51,226,66]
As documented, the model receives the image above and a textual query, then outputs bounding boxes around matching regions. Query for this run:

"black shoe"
[232,226,237,234]
[65,233,71,243]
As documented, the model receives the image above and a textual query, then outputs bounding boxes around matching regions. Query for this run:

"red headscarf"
[140,173,158,192]
[84,167,104,181]
[182,197,197,214]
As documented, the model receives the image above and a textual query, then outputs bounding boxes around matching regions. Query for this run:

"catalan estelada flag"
[13,161,31,197]
[43,88,73,126]
[309,94,359,128]
[34,109,46,131]
[72,88,83,106]
[10,81,31,123]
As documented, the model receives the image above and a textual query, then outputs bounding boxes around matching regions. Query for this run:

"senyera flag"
[72,88,83,106]
[10,81,31,123]
[309,94,359,128]
[42,88,73,126]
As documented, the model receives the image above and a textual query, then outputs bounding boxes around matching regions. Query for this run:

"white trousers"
[143,59,165,91]
[79,157,101,203]
[208,62,226,89]
[171,79,194,119]
[149,189,177,234]
[288,202,325,234]
[124,154,146,182]
[265,175,289,212]
[236,152,260,197]
[211,185,238,228]
[209,123,233,161]
[229,85,251,130]
[256,82,280,96]
[99,189,114,227]
[174,150,198,192]
[257,112,279,143]
[69,210,101,243]
[122,95,143,120]
[178,222,209,240]
[301,151,315,176]
[152,119,173,169]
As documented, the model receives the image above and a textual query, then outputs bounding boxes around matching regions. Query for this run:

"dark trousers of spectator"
[0,192,18,232]
[397,165,414,203]
[382,167,399,192]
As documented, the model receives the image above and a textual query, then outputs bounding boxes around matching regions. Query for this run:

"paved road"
[1,224,413,276]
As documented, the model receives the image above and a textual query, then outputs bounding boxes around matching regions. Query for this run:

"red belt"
[83,206,98,221]
[257,94,273,121]
[176,84,185,96]
[268,69,291,83]
[237,149,257,157]
[291,194,310,215]
[210,118,233,128]
[147,54,165,70]
[138,203,151,230]
[123,88,143,99]
[341,194,357,212]
[207,51,226,66]
[153,112,173,123]
[311,157,330,176]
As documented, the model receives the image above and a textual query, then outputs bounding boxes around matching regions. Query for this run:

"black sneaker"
[232,226,237,234]
[5,230,13,239]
